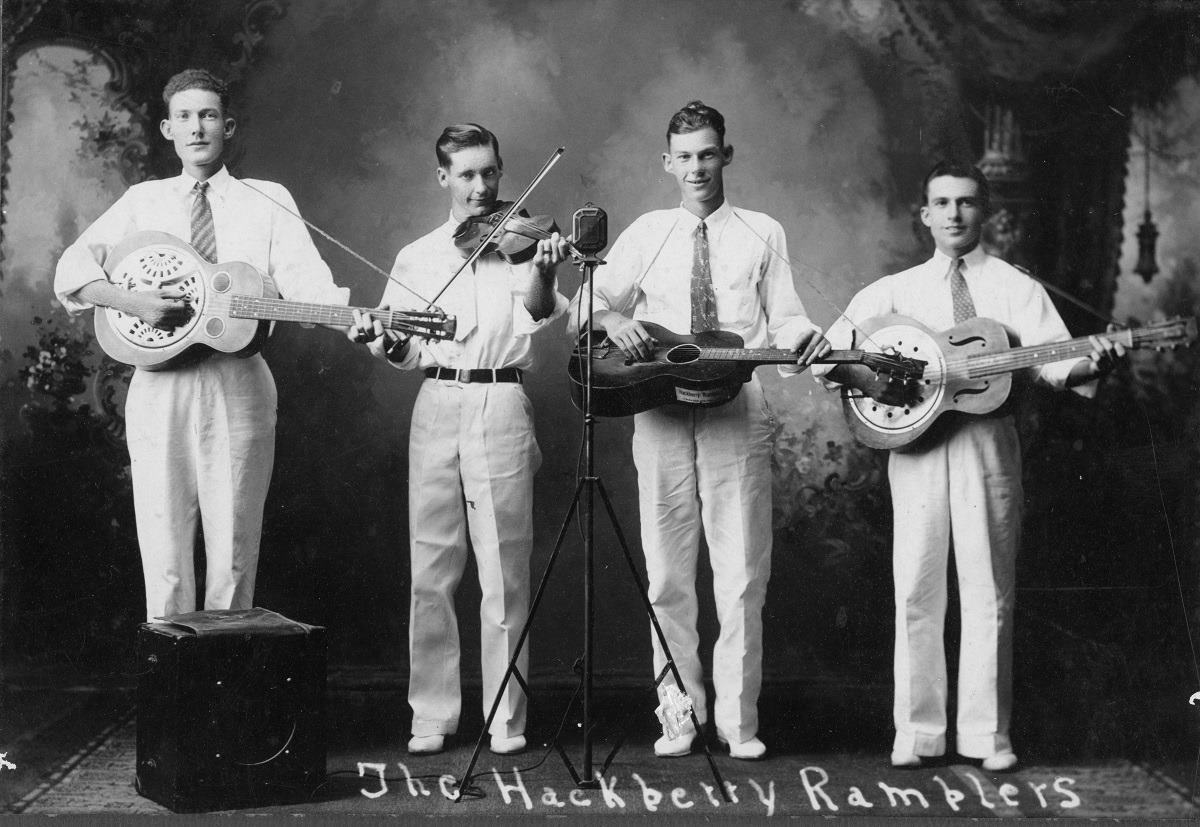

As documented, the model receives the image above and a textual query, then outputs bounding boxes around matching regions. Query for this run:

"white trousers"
[889,416,1020,759]
[125,354,277,621]
[407,379,538,739]
[632,378,774,744]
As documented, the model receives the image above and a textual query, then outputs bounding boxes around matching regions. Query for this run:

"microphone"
[571,203,608,256]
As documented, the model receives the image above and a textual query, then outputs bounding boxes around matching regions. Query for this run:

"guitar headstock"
[1140,316,1197,351]
[861,352,927,380]
[391,309,457,341]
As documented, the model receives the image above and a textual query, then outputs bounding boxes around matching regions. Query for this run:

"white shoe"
[654,731,696,757]
[719,736,766,760]
[981,750,1018,772]
[408,734,445,755]
[890,750,923,768]
[490,734,527,755]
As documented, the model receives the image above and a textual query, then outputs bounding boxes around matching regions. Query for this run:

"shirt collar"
[178,166,232,200]
[932,243,987,277]
[677,199,733,232]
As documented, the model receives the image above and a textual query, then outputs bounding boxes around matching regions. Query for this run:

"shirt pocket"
[713,284,760,328]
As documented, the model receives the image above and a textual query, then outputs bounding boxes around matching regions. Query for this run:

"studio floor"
[2,669,1199,820]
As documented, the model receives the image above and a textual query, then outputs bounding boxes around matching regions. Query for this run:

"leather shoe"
[408,734,445,755]
[654,731,696,757]
[981,750,1018,772]
[890,750,923,768]
[490,734,527,755]
[719,735,766,760]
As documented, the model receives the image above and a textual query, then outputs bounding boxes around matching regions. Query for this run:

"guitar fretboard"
[696,347,888,366]
[964,326,1175,378]
[229,296,437,332]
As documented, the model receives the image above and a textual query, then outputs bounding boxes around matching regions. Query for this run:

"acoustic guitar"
[568,321,926,417]
[94,231,455,370]
[841,313,1197,449]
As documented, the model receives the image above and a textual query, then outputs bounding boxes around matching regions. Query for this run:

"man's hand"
[1067,324,1127,386]
[348,306,385,345]
[828,362,922,408]
[1085,330,1126,377]
[600,313,657,362]
[786,327,832,368]
[128,289,193,330]
[531,232,572,279]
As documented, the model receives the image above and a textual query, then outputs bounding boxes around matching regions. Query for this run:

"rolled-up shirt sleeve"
[514,271,569,335]
[1010,278,1095,397]
[756,222,822,375]
[565,223,642,341]
[266,185,349,307]
[53,191,140,314]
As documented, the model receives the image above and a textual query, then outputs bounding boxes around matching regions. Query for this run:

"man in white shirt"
[352,124,570,757]
[54,69,350,622]
[568,101,828,760]
[818,162,1124,772]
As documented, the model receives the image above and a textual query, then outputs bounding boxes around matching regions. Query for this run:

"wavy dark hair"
[436,123,502,169]
[666,100,726,145]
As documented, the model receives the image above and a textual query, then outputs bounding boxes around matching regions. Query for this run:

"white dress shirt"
[568,201,818,354]
[55,166,348,310]
[372,216,568,371]
[815,245,1091,393]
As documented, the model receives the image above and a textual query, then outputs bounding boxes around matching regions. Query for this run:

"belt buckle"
[455,368,472,384]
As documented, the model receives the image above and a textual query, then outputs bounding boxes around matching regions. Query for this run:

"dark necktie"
[190,181,217,263]
[690,220,718,333]
[950,257,976,323]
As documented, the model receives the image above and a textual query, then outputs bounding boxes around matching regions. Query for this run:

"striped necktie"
[190,181,217,263]
[690,220,718,333]
[949,257,976,323]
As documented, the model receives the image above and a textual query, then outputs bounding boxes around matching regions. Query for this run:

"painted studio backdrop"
[2,0,1199,759]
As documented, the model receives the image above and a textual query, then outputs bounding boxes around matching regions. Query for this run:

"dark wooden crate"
[135,608,326,812]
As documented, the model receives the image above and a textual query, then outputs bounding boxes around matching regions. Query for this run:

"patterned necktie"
[690,220,718,333]
[950,256,976,323]
[190,181,217,263]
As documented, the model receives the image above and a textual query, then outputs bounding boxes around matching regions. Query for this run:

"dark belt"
[423,367,523,384]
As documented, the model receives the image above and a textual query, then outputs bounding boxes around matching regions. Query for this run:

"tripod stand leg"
[593,479,730,802]
[454,477,586,799]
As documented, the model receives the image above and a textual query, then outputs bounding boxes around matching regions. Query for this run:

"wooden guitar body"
[95,231,276,370]
[569,323,755,417]
[841,315,1013,450]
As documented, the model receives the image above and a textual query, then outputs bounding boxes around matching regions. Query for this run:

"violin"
[452,201,582,264]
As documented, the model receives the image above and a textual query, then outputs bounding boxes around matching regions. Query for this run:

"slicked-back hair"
[922,161,991,208]
[436,123,502,169]
[667,100,726,146]
[162,68,230,114]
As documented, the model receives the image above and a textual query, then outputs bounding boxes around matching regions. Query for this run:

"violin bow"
[427,146,567,309]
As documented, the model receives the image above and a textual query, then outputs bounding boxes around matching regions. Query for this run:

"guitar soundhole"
[666,344,701,364]
[210,271,231,292]
[205,317,225,338]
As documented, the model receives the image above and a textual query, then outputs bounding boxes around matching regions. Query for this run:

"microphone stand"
[454,249,729,803]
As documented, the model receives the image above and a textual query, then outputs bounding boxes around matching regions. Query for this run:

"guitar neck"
[967,328,1144,377]
[696,347,870,366]
[229,296,423,331]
